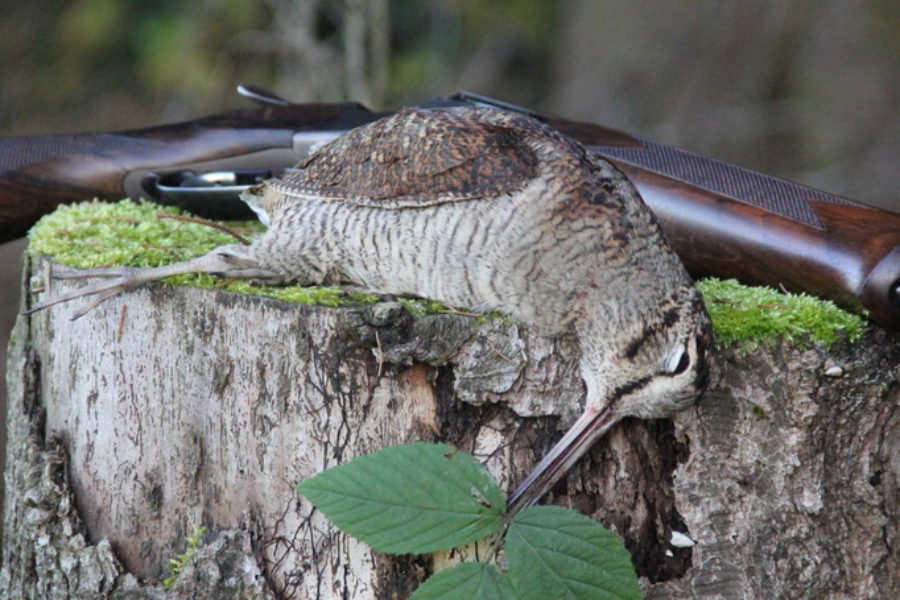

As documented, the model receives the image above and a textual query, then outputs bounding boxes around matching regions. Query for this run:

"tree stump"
[2,254,898,599]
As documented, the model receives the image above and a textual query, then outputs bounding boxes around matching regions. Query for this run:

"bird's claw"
[25,245,278,320]
[26,266,146,320]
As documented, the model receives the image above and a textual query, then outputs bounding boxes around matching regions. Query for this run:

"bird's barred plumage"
[247,108,684,326]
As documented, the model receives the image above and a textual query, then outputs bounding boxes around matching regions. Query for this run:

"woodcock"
[29,106,713,512]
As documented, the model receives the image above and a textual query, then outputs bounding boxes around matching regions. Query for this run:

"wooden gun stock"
[547,116,900,330]
[626,169,900,331]
[0,101,380,242]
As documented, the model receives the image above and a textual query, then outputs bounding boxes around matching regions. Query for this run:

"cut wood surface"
[2,255,898,599]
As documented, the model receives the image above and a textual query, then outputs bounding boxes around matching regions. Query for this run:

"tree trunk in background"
[2,256,898,599]
[264,0,390,108]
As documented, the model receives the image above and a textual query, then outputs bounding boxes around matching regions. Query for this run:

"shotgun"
[2,84,898,329]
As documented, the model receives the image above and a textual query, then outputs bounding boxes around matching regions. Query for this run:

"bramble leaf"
[506,506,640,600]
[297,442,505,554]
[409,562,519,600]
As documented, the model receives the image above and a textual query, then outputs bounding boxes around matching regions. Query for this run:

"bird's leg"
[27,244,282,320]
[506,404,620,516]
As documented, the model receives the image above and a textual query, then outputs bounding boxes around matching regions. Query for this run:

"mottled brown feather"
[268,108,542,208]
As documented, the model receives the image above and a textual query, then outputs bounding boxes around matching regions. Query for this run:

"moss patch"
[697,278,864,348]
[28,199,380,308]
[29,200,865,345]
[29,199,263,268]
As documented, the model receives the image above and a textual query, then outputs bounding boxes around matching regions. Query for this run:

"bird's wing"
[268,107,540,209]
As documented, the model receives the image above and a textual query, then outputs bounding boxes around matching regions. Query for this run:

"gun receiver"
[1,86,897,329]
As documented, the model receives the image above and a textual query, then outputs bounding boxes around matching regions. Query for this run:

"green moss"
[697,278,864,348]
[162,526,206,590]
[28,199,381,308]
[225,280,379,306]
[28,199,262,268]
[398,297,451,316]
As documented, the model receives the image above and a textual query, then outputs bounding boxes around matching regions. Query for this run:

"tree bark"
[2,255,898,599]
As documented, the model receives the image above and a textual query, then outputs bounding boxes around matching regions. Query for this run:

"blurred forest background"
[1,0,898,534]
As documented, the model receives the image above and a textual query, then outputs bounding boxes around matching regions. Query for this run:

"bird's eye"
[672,350,691,375]
[665,345,691,375]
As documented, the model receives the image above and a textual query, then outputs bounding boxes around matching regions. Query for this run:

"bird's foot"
[26,244,280,320]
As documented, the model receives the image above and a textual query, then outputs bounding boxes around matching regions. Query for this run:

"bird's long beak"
[506,404,618,515]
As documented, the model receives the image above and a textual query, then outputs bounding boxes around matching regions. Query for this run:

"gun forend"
[554,117,900,329]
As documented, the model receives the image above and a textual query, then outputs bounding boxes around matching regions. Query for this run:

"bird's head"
[507,283,713,514]
[595,284,712,421]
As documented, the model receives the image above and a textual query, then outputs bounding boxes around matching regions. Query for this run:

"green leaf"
[297,442,506,554]
[410,562,520,600]
[506,506,640,600]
